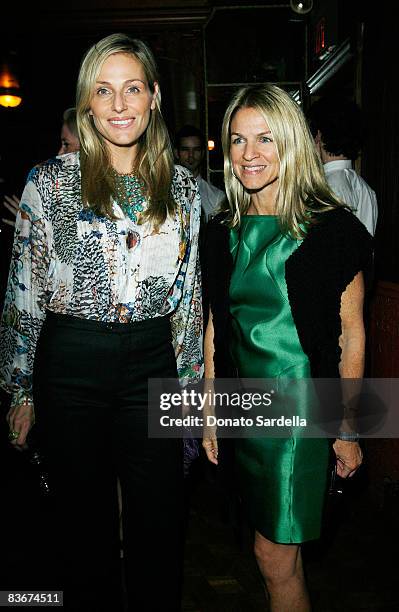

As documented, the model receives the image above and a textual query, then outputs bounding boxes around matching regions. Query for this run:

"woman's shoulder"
[27,151,80,185]
[290,206,373,285]
[171,164,199,207]
[172,164,196,191]
[311,206,371,235]
[23,153,81,219]
[306,206,373,251]
[56,150,80,167]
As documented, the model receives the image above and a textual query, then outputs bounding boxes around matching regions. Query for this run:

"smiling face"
[89,52,157,159]
[230,106,280,198]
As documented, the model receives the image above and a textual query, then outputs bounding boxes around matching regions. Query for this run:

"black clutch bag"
[328,463,345,497]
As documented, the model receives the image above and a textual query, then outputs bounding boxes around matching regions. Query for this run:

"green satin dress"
[229,215,329,543]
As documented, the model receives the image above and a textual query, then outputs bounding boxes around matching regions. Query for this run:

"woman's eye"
[127,85,140,94]
[97,87,110,95]
[232,137,244,145]
[260,136,272,143]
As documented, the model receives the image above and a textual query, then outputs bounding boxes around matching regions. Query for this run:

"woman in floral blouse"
[0,33,203,611]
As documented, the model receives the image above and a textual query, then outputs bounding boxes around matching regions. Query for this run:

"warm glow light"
[0,73,17,88]
[208,139,215,151]
[0,64,22,108]
[0,94,22,108]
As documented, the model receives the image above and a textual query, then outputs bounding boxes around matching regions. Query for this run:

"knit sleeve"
[285,207,374,377]
[201,213,236,377]
[202,213,231,319]
[323,208,374,295]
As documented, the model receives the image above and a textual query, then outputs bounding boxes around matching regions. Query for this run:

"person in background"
[203,84,373,611]
[2,107,80,227]
[58,106,80,155]
[307,96,378,236]
[0,33,202,611]
[174,124,225,222]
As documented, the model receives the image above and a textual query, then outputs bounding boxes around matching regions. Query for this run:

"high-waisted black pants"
[33,312,183,612]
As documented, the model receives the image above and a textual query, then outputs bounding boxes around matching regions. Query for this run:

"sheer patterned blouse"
[0,152,203,407]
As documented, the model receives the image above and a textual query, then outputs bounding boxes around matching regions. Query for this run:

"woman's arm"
[170,176,203,383]
[0,172,51,446]
[202,309,218,464]
[333,271,365,477]
[204,309,215,379]
[338,271,365,378]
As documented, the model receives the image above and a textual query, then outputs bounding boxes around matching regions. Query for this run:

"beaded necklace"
[112,169,146,224]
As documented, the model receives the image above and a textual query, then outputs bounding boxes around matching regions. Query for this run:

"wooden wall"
[367,282,399,502]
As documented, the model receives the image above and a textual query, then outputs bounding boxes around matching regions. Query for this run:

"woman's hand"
[6,401,35,448]
[333,439,362,478]
[202,309,218,465]
[2,194,20,227]
[202,435,218,465]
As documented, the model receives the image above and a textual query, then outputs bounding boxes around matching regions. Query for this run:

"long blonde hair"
[221,84,345,236]
[76,33,175,224]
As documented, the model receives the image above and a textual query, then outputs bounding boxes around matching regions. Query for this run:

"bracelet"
[11,391,34,409]
[337,431,360,442]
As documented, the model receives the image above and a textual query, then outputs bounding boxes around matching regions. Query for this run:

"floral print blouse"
[0,152,203,407]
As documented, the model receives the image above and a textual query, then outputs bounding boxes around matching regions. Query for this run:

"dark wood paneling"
[367,281,399,502]
[370,282,399,377]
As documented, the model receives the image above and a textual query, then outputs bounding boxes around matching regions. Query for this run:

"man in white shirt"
[174,125,225,222]
[307,97,378,236]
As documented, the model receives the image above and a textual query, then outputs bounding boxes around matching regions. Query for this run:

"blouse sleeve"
[170,182,204,383]
[0,167,52,408]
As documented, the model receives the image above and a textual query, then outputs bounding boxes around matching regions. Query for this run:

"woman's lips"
[108,118,135,128]
[242,165,266,175]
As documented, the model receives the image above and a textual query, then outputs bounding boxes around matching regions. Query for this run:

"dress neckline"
[241,214,279,219]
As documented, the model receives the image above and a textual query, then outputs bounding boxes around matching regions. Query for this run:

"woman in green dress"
[203,84,372,611]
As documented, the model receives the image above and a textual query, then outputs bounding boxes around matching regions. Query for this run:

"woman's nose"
[243,142,258,160]
[112,91,128,112]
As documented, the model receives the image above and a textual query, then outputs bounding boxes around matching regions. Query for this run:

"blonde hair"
[221,84,345,236]
[76,33,175,224]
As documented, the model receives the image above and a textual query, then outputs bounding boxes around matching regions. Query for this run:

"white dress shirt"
[323,159,378,236]
[196,175,225,222]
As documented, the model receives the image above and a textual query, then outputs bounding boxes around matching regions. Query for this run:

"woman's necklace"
[112,169,146,224]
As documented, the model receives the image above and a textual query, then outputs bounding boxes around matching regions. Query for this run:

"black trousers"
[33,312,183,612]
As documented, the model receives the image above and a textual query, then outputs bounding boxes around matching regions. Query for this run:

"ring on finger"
[8,430,19,441]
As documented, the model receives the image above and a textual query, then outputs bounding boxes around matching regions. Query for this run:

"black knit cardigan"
[202,208,373,379]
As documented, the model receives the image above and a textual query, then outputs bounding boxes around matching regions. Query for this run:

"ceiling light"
[290,0,313,15]
[0,63,22,108]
